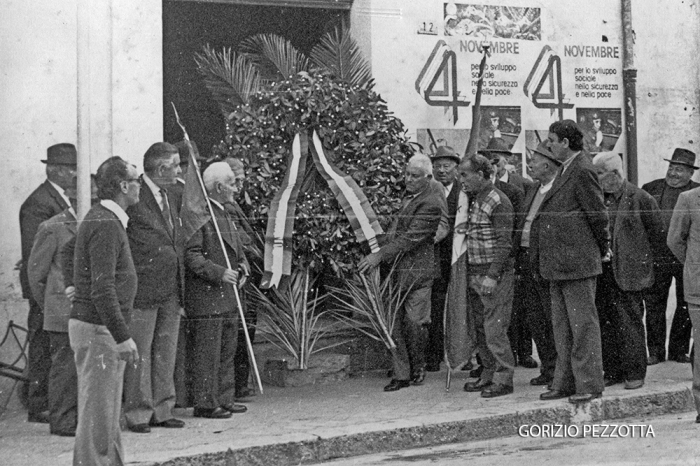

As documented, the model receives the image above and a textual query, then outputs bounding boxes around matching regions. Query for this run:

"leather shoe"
[530,374,553,386]
[568,393,602,404]
[518,356,538,369]
[481,383,513,398]
[540,389,574,401]
[221,403,248,414]
[647,355,662,365]
[670,354,692,364]
[27,411,50,424]
[128,423,151,434]
[604,377,624,387]
[150,418,185,428]
[464,379,493,392]
[469,366,483,378]
[193,407,233,419]
[624,379,644,390]
[411,368,426,385]
[384,379,410,392]
[51,429,76,437]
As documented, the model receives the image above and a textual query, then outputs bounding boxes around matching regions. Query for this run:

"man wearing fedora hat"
[642,148,700,365]
[426,146,462,372]
[478,138,537,370]
[19,143,77,423]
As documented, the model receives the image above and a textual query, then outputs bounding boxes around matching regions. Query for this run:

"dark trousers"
[596,264,647,382]
[26,298,51,414]
[550,277,604,394]
[234,313,256,394]
[516,249,557,378]
[426,281,447,368]
[467,271,515,386]
[644,260,692,360]
[190,313,238,410]
[392,287,430,381]
[509,273,533,362]
[47,331,77,433]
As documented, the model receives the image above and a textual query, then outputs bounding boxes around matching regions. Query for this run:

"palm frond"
[194,44,261,116]
[239,34,309,82]
[309,25,371,87]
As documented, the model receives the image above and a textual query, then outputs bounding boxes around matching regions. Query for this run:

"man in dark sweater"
[69,156,140,466]
[642,148,700,365]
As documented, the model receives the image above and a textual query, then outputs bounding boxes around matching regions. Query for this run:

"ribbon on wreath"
[260,130,384,289]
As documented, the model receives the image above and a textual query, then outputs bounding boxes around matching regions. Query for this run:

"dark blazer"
[513,181,541,253]
[610,181,665,291]
[185,203,249,318]
[378,185,443,290]
[126,177,185,308]
[495,179,524,219]
[435,181,462,284]
[506,171,536,194]
[537,153,610,281]
[19,180,70,299]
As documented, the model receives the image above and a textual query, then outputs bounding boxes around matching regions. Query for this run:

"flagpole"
[172,103,264,395]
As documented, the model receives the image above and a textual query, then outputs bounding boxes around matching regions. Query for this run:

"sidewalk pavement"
[0,360,694,466]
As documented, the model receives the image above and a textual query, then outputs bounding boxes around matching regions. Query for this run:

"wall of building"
[0,0,163,327]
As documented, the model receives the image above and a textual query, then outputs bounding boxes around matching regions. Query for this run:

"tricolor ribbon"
[261,131,384,288]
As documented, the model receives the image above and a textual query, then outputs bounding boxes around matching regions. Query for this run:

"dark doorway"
[163,1,347,157]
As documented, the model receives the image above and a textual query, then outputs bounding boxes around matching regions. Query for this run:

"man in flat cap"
[19,143,77,423]
[642,148,699,365]
[426,146,461,372]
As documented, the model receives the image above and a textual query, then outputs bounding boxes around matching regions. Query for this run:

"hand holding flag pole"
[172,102,263,395]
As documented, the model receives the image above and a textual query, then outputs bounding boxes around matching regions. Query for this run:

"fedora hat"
[664,148,698,169]
[479,137,512,159]
[430,145,460,164]
[42,143,77,166]
[531,141,561,165]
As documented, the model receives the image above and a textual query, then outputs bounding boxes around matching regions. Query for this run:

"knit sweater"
[71,203,137,343]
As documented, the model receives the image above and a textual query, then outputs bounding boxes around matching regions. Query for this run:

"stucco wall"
[0,0,163,326]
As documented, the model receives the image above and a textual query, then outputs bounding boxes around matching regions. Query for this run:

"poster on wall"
[389,1,626,172]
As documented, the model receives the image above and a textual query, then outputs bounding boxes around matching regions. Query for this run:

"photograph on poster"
[478,105,522,151]
[576,108,623,154]
[443,3,541,40]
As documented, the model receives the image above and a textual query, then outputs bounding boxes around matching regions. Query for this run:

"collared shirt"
[560,151,580,174]
[520,178,555,247]
[48,180,71,207]
[442,182,453,198]
[209,198,225,212]
[143,174,164,210]
[499,171,509,183]
[100,200,129,229]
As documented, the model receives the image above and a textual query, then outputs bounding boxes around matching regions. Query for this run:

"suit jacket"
[126,177,185,308]
[506,171,536,194]
[27,209,77,333]
[667,187,700,305]
[185,202,250,318]
[537,153,610,281]
[19,180,70,299]
[513,181,544,273]
[609,181,665,291]
[378,185,443,290]
[495,179,524,219]
[435,181,462,285]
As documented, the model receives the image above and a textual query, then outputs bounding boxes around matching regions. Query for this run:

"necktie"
[160,188,174,233]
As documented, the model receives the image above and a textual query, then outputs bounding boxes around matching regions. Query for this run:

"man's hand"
[222,268,239,286]
[602,248,613,263]
[479,276,498,296]
[116,338,139,366]
[358,253,381,274]
[64,286,76,302]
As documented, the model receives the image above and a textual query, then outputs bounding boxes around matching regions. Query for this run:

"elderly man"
[512,142,561,388]
[642,148,700,365]
[592,152,665,390]
[27,180,79,436]
[668,181,700,423]
[185,162,249,418]
[457,154,516,398]
[359,153,444,392]
[426,146,461,372]
[122,142,185,433]
[19,143,77,423]
[538,120,610,404]
[70,156,140,466]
